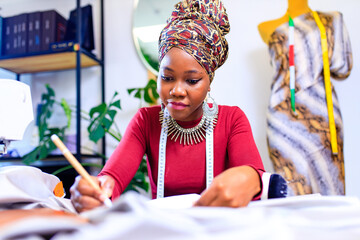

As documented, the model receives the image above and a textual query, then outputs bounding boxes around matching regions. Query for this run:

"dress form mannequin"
[257,0,353,196]
[258,0,311,43]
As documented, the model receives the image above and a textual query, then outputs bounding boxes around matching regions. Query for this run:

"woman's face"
[157,47,210,122]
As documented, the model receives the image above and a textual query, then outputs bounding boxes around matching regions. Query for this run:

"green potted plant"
[22,84,72,165]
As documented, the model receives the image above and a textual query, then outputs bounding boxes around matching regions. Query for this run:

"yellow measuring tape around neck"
[312,10,338,155]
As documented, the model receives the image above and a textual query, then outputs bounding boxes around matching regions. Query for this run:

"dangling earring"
[202,92,218,120]
[160,101,165,112]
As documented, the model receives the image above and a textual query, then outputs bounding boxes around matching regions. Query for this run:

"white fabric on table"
[0,165,75,212]
[52,192,360,240]
[1,167,360,240]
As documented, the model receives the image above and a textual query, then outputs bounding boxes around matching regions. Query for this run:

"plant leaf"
[61,98,72,128]
[22,147,40,165]
[107,109,117,120]
[134,90,142,99]
[89,103,106,118]
[149,80,159,100]
[109,99,121,110]
[87,92,121,143]
[102,118,112,130]
[46,84,55,97]
[39,144,49,160]
[143,87,153,103]
[88,123,106,143]
[127,88,136,94]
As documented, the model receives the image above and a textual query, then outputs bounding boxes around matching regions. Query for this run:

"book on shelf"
[41,10,67,52]
[28,11,42,53]
[1,13,28,56]
[64,4,95,52]
[2,15,14,56]
[0,16,3,56]
[17,13,28,55]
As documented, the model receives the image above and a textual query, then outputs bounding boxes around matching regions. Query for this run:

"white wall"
[1,0,359,198]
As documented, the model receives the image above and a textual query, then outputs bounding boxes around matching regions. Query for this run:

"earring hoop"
[202,92,218,120]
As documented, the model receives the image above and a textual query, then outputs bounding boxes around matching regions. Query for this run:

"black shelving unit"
[73,0,106,163]
[0,0,106,170]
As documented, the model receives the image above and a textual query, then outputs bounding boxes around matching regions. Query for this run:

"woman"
[70,0,265,212]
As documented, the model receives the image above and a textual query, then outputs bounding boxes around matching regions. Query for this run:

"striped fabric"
[266,11,352,196]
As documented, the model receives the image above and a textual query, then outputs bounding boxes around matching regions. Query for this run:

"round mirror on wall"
[132,0,179,75]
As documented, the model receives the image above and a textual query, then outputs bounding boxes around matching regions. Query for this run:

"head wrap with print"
[158,0,230,82]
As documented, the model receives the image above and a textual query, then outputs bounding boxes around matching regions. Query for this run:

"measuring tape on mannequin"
[288,11,338,154]
[157,108,214,198]
[312,10,338,154]
[288,15,296,115]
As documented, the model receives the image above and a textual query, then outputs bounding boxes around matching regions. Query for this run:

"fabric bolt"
[266,11,353,196]
[158,0,230,82]
[100,105,264,200]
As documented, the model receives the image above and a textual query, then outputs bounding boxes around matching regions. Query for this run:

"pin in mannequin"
[257,0,353,196]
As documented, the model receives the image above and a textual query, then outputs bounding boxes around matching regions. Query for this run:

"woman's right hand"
[70,175,115,213]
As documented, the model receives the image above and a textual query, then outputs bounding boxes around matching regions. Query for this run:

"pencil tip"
[51,134,59,141]
[103,198,113,208]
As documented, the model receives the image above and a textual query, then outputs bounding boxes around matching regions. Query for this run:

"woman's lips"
[168,101,188,110]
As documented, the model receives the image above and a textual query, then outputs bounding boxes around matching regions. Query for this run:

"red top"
[100,105,265,200]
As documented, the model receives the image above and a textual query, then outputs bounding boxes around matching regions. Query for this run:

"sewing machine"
[0,79,33,155]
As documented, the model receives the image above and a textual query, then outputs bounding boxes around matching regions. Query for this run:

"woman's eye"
[161,76,173,82]
[187,79,201,85]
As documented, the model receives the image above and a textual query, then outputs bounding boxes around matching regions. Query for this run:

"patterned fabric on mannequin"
[266,11,352,196]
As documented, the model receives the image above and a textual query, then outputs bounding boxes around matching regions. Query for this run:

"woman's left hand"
[194,166,261,208]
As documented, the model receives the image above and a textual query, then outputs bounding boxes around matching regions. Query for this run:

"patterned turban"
[158,0,230,82]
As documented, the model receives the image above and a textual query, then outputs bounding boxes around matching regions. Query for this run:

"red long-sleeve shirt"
[100,105,264,200]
